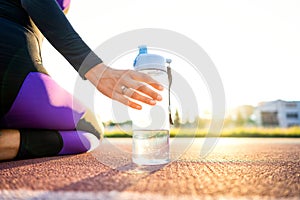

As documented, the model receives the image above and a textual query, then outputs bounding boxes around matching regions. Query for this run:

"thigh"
[0,72,86,129]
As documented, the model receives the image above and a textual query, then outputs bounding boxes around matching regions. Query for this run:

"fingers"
[130,71,164,91]
[100,82,158,110]
[112,70,164,103]
[113,92,142,110]
[91,66,165,109]
[124,79,163,101]
[122,86,157,106]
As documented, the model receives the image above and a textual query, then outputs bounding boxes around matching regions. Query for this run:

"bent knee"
[59,130,102,155]
[78,131,102,152]
[76,113,104,140]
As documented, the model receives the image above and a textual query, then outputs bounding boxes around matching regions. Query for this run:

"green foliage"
[234,111,245,126]
[104,127,300,138]
[173,109,181,128]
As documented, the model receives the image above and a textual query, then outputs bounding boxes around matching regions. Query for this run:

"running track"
[0,138,299,200]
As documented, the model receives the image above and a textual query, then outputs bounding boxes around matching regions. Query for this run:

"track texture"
[0,138,299,199]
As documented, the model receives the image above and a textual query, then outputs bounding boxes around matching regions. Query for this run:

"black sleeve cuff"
[77,51,103,80]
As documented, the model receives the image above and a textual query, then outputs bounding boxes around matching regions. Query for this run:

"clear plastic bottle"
[131,45,170,165]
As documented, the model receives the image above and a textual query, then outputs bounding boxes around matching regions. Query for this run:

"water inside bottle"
[132,130,170,165]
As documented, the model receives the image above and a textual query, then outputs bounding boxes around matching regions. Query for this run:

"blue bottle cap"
[138,45,148,54]
[133,45,166,72]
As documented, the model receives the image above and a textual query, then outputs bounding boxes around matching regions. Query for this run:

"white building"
[254,100,300,127]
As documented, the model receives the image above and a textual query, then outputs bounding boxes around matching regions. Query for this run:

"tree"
[235,110,245,126]
[174,109,181,128]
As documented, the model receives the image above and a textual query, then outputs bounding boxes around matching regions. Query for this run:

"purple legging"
[1,72,102,156]
[56,0,71,11]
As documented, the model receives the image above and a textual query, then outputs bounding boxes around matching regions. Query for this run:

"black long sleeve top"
[0,0,103,116]
[0,0,103,79]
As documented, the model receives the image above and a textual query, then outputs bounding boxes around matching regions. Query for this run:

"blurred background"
[42,0,300,136]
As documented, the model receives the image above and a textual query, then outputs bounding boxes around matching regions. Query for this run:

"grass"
[104,127,300,138]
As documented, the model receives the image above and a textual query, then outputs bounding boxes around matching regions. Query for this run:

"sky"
[42,0,300,122]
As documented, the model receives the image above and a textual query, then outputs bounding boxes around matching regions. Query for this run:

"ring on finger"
[121,85,128,95]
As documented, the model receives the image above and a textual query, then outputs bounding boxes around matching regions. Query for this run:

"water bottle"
[131,45,171,165]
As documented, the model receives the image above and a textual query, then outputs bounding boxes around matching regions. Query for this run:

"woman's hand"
[85,63,164,110]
